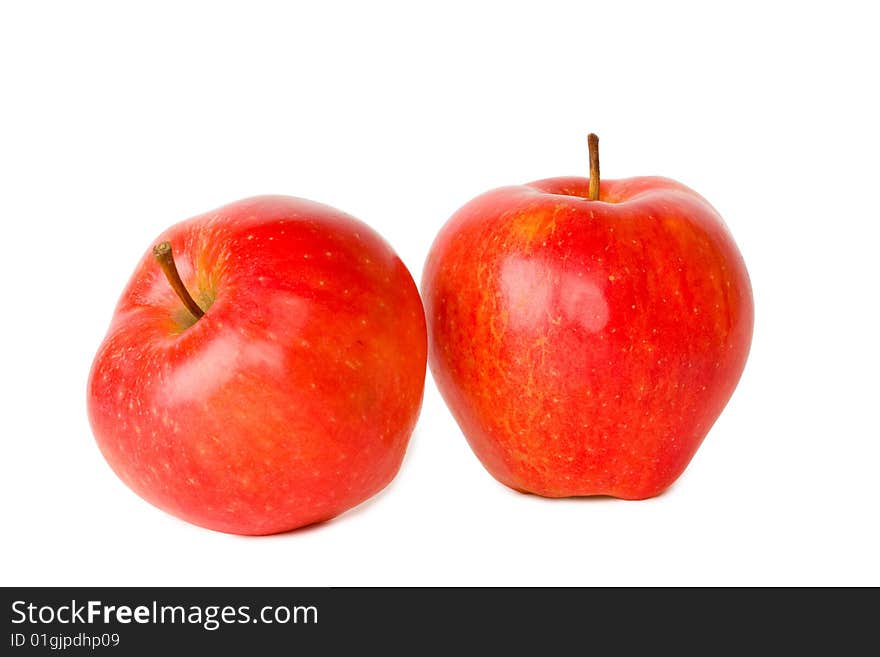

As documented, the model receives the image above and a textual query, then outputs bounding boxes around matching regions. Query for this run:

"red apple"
[88,196,426,534]
[423,136,753,499]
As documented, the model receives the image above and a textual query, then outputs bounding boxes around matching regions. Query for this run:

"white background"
[2,1,878,586]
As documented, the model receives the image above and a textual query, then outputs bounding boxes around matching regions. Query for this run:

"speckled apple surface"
[423,176,753,499]
[88,196,427,534]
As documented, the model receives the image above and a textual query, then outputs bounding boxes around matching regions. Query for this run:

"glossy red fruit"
[423,165,753,499]
[88,196,426,534]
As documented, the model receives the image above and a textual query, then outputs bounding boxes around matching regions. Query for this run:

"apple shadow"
[230,480,397,540]
[238,425,426,540]
[227,488,386,540]
[504,477,680,503]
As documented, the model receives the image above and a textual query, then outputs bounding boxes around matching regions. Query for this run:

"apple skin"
[88,196,426,534]
[423,176,753,499]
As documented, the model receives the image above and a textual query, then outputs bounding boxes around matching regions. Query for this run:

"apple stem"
[588,133,600,201]
[153,241,205,320]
